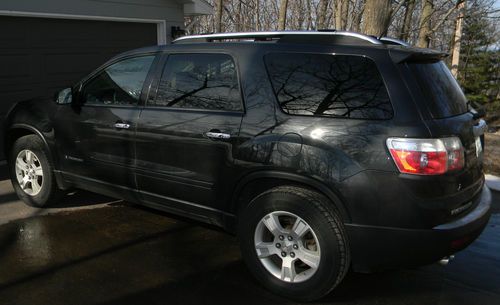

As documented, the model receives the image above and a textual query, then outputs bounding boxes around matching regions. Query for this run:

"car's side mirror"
[55,88,73,105]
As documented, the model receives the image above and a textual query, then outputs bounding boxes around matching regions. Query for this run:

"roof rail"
[379,37,410,47]
[173,31,383,45]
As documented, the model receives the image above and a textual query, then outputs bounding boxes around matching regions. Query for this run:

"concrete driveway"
[0,169,499,305]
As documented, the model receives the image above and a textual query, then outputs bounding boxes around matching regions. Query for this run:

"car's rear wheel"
[238,186,350,301]
[9,135,63,207]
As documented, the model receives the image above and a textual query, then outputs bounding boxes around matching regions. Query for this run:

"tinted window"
[265,53,393,119]
[408,61,468,118]
[153,54,241,111]
[83,56,155,106]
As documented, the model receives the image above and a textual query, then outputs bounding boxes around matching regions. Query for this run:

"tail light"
[386,137,464,175]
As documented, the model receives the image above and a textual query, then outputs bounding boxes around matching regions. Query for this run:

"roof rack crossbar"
[173,31,383,45]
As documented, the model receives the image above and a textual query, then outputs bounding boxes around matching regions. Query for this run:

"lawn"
[484,132,500,176]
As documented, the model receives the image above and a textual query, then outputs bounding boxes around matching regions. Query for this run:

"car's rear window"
[265,53,393,120]
[408,61,468,118]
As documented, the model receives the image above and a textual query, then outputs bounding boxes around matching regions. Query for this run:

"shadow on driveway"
[0,173,498,305]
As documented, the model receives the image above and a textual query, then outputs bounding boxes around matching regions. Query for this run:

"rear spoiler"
[389,48,449,64]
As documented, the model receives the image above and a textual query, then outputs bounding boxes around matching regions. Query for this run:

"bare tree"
[278,0,289,30]
[334,0,350,30]
[417,0,434,47]
[341,0,350,30]
[361,0,392,36]
[215,0,223,32]
[417,0,465,48]
[335,1,343,29]
[351,0,365,32]
[451,0,466,77]
[255,0,261,31]
[400,0,416,41]
[317,0,329,29]
[235,0,242,31]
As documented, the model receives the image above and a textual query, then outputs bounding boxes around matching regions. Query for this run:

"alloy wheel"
[15,149,44,196]
[254,211,321,283]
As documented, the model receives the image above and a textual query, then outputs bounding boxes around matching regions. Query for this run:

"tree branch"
[430,0,465,33]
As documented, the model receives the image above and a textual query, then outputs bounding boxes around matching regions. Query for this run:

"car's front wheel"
[238,186,350,301]
[9,135,63,207]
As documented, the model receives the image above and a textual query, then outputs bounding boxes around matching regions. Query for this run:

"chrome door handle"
[114,122,130,129]
[205,131,231,140]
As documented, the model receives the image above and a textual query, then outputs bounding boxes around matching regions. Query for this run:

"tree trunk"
[215,0,223,33]
[255,0,260,31]
[417,0,434,48]
[361,0,392,37]
[341,0,349,30]
[278,0,289,30]
[335,0,342,30]
[351,2,364,32]
[317,0,329,29]
[306,0,314,30]
[235,0,242,32]
[296,0,305,29]
[451,0,466,77]
[400,0,415,41]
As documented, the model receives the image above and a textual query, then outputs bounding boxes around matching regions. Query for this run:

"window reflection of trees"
[84,56,154,106]
[266,54,393,120]
[155,54,241,111]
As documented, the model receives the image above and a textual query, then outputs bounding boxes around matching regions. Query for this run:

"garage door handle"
[114,123,130,129]
[205,131,231,140]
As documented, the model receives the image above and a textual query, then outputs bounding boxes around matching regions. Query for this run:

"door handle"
[114,122,130,129]
[205,131,231,140]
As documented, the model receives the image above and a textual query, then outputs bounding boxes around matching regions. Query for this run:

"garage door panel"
[44,53,109,75]
[0,16,158,160]
[0,54,31,79]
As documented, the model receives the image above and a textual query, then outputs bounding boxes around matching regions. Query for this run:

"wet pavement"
[0,173,499,305]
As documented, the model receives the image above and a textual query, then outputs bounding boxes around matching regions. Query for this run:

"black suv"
[4,31,492,301]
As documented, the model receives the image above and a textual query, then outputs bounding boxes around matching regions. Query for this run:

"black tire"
[238,186,350,301]
[9,135,63,207]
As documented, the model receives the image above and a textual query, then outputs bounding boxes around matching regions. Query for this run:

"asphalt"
[0,168,499,305]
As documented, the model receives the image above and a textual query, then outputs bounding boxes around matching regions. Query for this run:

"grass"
[484,132,500,176]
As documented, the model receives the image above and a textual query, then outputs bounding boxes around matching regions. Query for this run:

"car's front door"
[135,53,244,212]
[55,55,156,191]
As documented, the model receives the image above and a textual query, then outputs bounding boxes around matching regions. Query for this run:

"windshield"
[408,61,468,118]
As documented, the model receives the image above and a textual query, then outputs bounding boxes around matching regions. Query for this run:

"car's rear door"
[55,54,157,192]
[135,52,244,213]
[403,60,486,212]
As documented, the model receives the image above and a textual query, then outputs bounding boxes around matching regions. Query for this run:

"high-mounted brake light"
[386,137,464,175]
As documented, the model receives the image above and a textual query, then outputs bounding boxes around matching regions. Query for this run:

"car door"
[135,53,244,211]
[55,54,156,191]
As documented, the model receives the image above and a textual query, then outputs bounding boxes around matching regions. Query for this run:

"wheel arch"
[6,124,51,158]
[230,171,351,224]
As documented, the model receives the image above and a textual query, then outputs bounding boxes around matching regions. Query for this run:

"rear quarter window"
[408,61,468,118]
[264,53,393,120]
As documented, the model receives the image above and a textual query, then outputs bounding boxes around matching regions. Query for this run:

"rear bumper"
[347,186,492,273]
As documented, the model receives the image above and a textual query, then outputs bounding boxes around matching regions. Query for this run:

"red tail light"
[386,137,464,175]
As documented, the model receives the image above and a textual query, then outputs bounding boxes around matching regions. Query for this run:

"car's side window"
[82,55,155,106]
[152,53,242,111]
[265,53,393,120]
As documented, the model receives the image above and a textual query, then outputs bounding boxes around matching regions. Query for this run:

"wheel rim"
[15,149,44,196]
[254,211,321,283]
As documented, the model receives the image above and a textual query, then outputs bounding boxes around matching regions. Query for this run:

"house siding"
[0,0,185,24]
